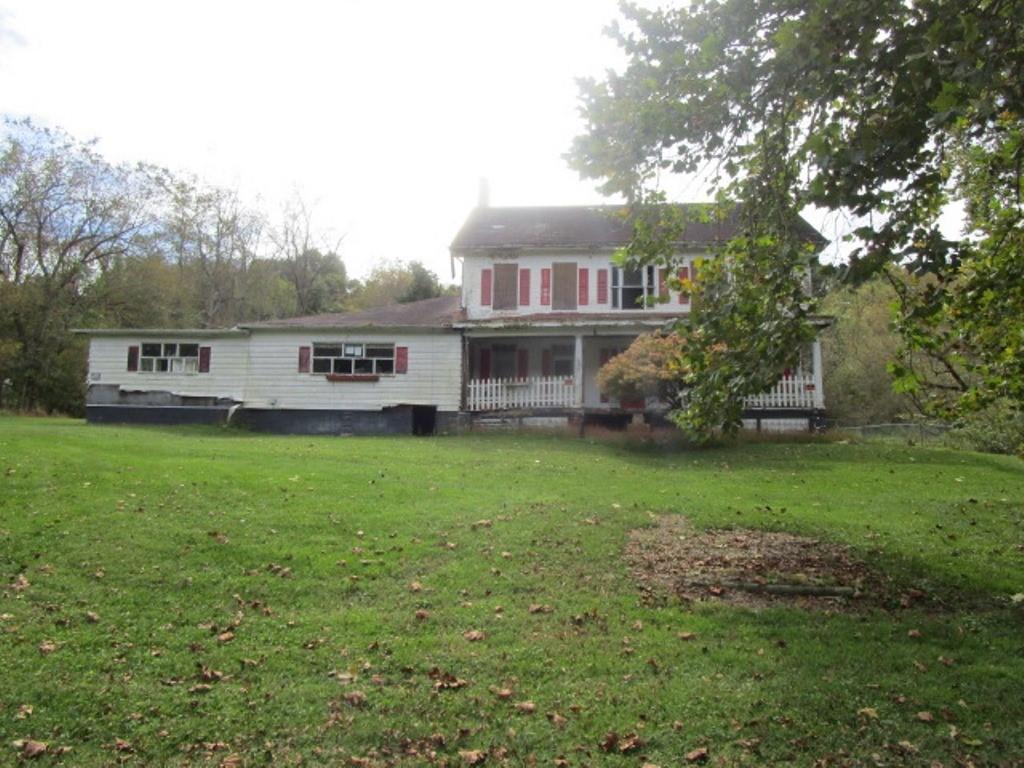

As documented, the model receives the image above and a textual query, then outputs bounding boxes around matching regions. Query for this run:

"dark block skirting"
[85,402,467,436]
[86,405,230,426]
[233,408,415,436]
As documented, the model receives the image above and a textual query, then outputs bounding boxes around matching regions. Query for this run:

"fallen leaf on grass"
[463,630,485,642]
[459,749,486,765]
[916,711,934,722]
[678,632,697,641]
[189,684,213,694]
[16,740,47,758]
[217,631,235,644]
[409,581,423,592]
[528,604,553,614]
[685,746,709,762]
[344,691,367,707]
[15,704,32,719]
[8,574,30,592]
[889,740,918,755]
[514,700,536,714]
[857,707,879,720]
[494,688,513,699]
[199,666,224,682]
[114,738,134,753]
[599,732,644,754]
[415,609,430,621]
[38,640,57,655]
[85,611,100,623]
[429,668,468,691]
[219,755,243,768]
[547,711,567,728]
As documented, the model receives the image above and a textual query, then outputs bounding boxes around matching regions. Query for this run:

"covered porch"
[464,333,634,412]
[462,328,824,416]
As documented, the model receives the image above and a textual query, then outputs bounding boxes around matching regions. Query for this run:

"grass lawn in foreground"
[1,415,1022,766]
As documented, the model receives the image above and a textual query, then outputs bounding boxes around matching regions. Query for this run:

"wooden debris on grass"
[626,516,888,610]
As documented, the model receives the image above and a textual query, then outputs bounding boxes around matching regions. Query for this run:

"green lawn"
[1,416,1022,766]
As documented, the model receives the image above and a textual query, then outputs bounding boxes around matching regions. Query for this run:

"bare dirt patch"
[626,516,891,610]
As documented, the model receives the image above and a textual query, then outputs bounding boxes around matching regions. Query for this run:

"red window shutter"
[599,348,612,403]
[298,345,311,373]
[677,266,690,304]
[395,346,409,374]
[578,267,589,305]
[540,268,551,306]
[596,268,609,304]
[479,348,491,380]
[480,268,492,306]
[516,348,529,379]
[126,345,139,372]
[198,346,212,373]
[519,267,530,306]
[541,349,553,377]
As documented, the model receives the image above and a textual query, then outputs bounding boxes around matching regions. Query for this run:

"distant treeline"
[0,119,454,413]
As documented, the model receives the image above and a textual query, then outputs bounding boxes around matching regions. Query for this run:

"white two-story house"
[79,203,828,435]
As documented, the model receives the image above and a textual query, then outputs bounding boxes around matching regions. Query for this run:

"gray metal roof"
[240,295,463,330]
[450,204,827,251]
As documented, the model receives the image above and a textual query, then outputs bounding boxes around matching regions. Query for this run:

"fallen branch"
[685,581,857,598]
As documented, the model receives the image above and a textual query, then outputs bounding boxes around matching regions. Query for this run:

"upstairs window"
[551,263,578,310]
[312,342,395,375]
[139,342,201,373]
[611,266,656,310]
[492,264,519,310]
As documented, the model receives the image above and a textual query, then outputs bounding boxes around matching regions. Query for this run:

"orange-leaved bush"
[596,332,687,404]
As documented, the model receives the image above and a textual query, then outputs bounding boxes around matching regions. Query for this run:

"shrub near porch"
[1,415,1022,765]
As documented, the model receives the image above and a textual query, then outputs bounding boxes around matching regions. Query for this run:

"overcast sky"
[0,0,666,283]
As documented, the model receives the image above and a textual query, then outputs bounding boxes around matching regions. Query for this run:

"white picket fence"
[744,375,818,409]
[467,376,577,411]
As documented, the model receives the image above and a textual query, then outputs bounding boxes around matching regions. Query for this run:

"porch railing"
[467,376,576,412]
[466,374,820,413]
[744,375,820,410]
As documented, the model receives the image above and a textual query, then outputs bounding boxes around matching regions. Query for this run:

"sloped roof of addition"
[450,204,827,251]
[240,295,464,331]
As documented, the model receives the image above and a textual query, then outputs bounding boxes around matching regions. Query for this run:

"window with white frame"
[312,342,395,375]
[611,265,656,310]
[550,344,574,376]
[139,342,200,373]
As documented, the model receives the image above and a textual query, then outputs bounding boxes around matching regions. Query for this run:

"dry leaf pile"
[627,516,889,609]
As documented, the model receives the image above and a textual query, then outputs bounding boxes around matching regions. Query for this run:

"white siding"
[243,331,462,411]
[87,335,249,400]
[461,250,701,321]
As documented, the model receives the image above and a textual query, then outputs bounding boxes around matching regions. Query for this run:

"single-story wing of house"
[78,203,830,435]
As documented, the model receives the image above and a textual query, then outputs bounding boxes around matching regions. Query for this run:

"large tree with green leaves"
[569,0,1024,436]
[0,120,155,411]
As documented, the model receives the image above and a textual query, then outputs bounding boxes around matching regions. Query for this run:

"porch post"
[460,334,470,411]
[573,333,584,407]
[811,337,824,410]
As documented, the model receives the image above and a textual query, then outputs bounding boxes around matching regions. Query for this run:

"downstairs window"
[311,342,395,375]
[139,342,201,374]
